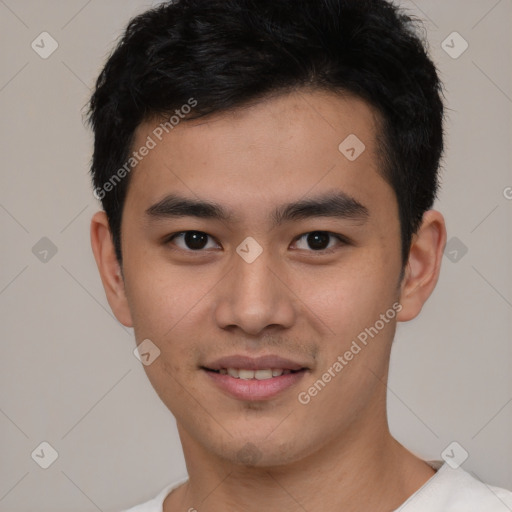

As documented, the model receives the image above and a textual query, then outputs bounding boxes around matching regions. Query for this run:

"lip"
[204,368,307,401]
[203,355,305,372]
[201,354,309,401]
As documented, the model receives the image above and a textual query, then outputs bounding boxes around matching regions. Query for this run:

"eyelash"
[164,231,349,255]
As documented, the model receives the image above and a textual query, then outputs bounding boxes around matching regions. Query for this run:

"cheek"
[293,256,398,336]
[122,260,212,366]
[122,252,200,328]
[124,273,177,339]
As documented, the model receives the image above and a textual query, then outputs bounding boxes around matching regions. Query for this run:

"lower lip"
[204,369,306,401]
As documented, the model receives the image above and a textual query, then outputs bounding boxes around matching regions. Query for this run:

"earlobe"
[90,211,134,327]
[397,210,447,322]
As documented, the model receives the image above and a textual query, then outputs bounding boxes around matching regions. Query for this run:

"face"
[104,90,413,466]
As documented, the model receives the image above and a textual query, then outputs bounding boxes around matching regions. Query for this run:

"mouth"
[204,367,303,380]
[201,355,309,401]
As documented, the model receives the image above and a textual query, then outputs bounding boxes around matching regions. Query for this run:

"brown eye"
[293,231,347,252]
[306,232,331,250]
[168,231,219,251]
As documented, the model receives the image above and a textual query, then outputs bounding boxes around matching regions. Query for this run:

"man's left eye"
[292,231,347,252]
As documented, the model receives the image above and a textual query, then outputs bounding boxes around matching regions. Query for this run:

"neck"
[165,417,435,512]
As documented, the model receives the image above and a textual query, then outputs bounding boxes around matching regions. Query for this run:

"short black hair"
[88,0,444,266]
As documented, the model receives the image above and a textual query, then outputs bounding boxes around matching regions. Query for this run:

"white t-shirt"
[121,461,512,512]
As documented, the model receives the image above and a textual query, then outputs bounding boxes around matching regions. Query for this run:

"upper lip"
[203,355,307,371]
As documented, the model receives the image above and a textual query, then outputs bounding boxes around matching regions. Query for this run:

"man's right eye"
[165,231,221,251]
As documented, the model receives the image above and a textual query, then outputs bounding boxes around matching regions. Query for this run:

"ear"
[397,210,447,322]
[90,211,133,327]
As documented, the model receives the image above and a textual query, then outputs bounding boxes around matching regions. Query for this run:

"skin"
[91,89,446,511]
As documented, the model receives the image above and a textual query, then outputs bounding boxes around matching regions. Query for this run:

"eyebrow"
[145,190,369,227]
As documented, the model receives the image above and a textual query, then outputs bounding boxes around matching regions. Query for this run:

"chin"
[214,436,308,469]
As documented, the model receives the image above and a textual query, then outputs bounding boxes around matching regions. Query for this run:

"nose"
[214,246,296,336]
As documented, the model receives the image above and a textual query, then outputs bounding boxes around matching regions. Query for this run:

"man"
[88,0,512,510]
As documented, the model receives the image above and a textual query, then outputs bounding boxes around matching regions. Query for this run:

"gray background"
[0,0,511,510]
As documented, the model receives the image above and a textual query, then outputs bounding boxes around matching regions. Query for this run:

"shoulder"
[397,462,512,512]
[456,473,512,511]
[119,478,188,512]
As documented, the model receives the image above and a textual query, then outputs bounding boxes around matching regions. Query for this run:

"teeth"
[238,369,255,380]
[255,369,273,380]
[227,368,239,378]
[222,368,293,379]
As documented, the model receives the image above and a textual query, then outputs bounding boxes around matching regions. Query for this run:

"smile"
[209,368,299,380]
[203,366,307,401]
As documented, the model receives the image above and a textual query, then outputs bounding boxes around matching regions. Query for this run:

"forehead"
[124,89,394,221]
